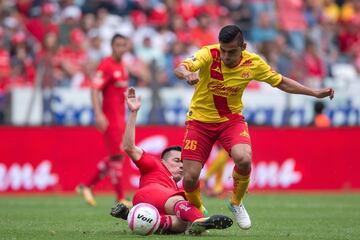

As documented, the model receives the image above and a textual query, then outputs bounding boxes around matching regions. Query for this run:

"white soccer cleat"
[227,202,251,230]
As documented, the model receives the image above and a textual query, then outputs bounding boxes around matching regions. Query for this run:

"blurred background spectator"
[311,101,331,127]
[0,0,359,126]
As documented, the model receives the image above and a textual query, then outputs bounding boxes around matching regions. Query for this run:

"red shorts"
[133,184,185,214]
[103,127,124,156]
[181,116,251,164]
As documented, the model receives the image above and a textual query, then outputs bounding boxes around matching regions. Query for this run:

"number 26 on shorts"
[184,140,197,150]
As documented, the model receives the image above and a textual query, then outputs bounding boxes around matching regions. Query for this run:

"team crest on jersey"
[93,71,104,85]
[114,71,122,78]
[242,72,250,78]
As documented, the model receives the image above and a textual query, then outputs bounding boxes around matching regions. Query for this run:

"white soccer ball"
[127,203,161,235]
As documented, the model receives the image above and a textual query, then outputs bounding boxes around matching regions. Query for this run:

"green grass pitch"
[0,193,359,240]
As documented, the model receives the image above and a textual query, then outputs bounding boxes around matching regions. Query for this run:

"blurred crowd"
[0,0,360,93]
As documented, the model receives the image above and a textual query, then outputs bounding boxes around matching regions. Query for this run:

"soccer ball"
[127,203,161,235]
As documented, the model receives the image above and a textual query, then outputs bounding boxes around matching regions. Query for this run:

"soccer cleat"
[227,202,251,230]
[76,184,96,206]
[189,215,233,235]
[110,202,129,220]
[199,205,209,217]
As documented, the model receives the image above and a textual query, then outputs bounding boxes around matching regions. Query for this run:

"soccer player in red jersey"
[174,25,335,230]
[110,88,233,235]
[77,34,130,207]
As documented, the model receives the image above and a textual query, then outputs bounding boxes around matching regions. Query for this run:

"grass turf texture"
[0,193,359,240]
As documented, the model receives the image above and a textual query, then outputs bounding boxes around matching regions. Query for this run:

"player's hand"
[95,113,108,132]
[125,87,141,112]
[315,88,335,100]
[184,72,199,86]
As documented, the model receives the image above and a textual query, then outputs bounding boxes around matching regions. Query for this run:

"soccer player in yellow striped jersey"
[174,25,334,230]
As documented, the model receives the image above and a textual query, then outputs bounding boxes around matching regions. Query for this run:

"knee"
[183,172,198,186]
[233,149,252,169]
[183,172,198,188]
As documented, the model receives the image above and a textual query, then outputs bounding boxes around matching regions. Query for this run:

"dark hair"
[314,101,325,114]
[161,146,182,159]
[111,33,127,45]
[218,25,244,46]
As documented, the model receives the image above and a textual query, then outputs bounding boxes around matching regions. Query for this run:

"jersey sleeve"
[92,60,109,90]
[134,152,158,174]
[253,55,282,87]
[181,47,211,72]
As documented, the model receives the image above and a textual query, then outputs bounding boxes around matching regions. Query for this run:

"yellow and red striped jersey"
[181,44,282,123]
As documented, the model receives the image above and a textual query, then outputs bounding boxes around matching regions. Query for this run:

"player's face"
[163,150,183,182]
[112,37,128,59]
[219,39,245,68]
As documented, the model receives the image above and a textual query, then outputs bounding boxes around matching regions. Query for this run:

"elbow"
[174,64,187,79]
[173,67,181,79]
[122,142,133,154]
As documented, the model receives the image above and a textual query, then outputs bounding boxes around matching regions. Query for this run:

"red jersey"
[135,152,180,191]
[92,56,128,128]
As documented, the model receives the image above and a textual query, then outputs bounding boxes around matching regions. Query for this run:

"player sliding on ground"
[174,24,334,230]
[111,87,233,235]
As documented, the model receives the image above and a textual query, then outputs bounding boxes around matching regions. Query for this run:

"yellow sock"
[185,186,202,209]
[231,169,250,206]
[205,148,229,180]
[213,163,225,194]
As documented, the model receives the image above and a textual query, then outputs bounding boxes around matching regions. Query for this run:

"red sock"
[107,160,124,200]
[156,215,173,234]
[85,158,109,187]
[174,200,203,223]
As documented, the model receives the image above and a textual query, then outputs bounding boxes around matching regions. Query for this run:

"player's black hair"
[218,25,244,46]
[314,101,325,114]
[111,33,127,45]
[161,146,182,159]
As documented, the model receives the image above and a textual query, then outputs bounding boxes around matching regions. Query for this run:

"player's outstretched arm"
[123,88,143,161]
[276,76,334,99]
[174,64,199,85]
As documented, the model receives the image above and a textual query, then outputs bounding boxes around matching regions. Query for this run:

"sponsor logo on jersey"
[93,71,104,86]
[208,81,241,97]
[241,59,253,67]
[114,70,122,78]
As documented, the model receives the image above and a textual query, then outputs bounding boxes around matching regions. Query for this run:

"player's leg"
[76,157,109,206]
[165,195,233,235]
[219,117,252,229]
[182,160,209,215]
[230,143,252,204]
[228,143,252,229]
[181,120,216,215]
[156,215,188,234]
[165,195,203,222]
[204,147,228,196]
[104,129,131,207]
[107,154,131,207]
